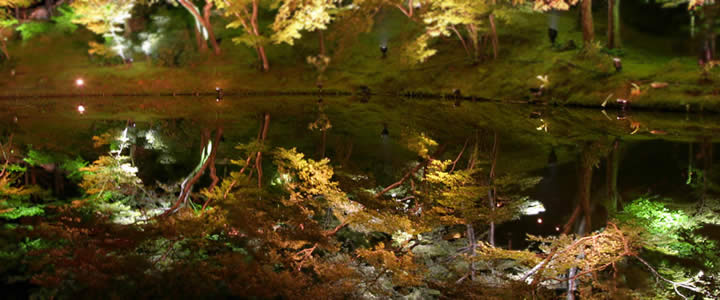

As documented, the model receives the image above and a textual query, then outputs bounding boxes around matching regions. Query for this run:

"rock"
[651,82,669,89]
[29,7,49,20]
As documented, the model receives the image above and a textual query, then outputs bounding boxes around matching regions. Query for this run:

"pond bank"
[2,87,718,114]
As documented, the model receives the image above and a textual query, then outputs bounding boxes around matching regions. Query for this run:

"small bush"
[52,4,78,33]
[15,22,52,41]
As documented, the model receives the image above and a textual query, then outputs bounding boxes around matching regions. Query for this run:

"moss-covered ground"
[1,8,720,112]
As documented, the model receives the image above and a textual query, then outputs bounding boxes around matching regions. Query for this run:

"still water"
[2,96,717,242]
[1,96,718,297]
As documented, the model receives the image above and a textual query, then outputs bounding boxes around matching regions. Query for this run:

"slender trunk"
[178,0,220,55]
[489,14,498,59]
[579,150,593,231]
[258,45,270,72]
[250,0,269,71]
[54,167,62,195]
[450,25,471,59]
[607,0,614,49]
[689,142,694,185]
[613,0,621,48]
[488,132,498,246]
[124,19,132,38]
[690,10,695,39]
[203,2,221,55]
[201,128,224,211]
[194,26,208,52]
[605,139,620,213]
[256,113,270,188]
[466,223,477,281]
[208,128,223,192]
[0,41,9,60]
[165,129,219,215]
[581,0,594,47]
[321,130,327,158]
[319,30,326,56]
[45,0,53,17]
[15,6,19,20]
[466,24,479,61]
[567,218,587,300]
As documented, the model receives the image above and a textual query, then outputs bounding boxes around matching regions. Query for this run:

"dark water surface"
[2,96,718,248]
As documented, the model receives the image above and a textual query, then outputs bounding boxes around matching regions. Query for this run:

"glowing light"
[537,218,543,224]
[141,40,152,55]
[555,226,560,231]
[391,193,397,198]
[77,105,86,114]
[521,200,546,215]
[76,78,85,86]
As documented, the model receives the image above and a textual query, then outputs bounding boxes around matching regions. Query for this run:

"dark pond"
[1,96,718,298]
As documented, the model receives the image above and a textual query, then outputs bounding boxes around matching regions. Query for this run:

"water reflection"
[1,96,719,297]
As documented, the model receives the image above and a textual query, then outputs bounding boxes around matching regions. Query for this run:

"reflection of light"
[537,218,543,224]
[77,105,86,114]
[76,78,84,86]
[391,193,396,198]
[555,226,560,231]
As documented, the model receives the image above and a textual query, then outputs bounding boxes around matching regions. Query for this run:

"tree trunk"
[0,41,9,60]
[605,139,621,213]
[613,0,621,48]
[257,45,270,72]
[45,0,53,17]
[255,113,270,188]
[466,223,477,281]
[178,0,220,55]
[124,19,132,38]
[581,0,594,47]
[489,14,499,59]
[579,148,593,231]
[488,131,499,246]
[250,0,270,71]
[321,130,327,159]
[319,30,326,56]
[194,26,208,52]
[607,0,614,49]
[203,2,221,55]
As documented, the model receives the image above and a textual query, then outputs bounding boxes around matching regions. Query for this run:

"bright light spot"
[521,200,546,215]
[76,78,84,86]
[119,163,138,175]
[77,105,86,114]
[216,98,220,102]
[141,40,153,55]
[391,193,397,198]
[555,226,560,232]
[392,230,413,246]
[145,130,157,145]
[537,218,543,224]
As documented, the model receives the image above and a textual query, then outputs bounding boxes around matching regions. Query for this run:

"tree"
[271,0,337,47]
[71,0,136,60]
[607,0,621,48]
[533,0,600,48]
[176,0,221,55]
[580,0,593,47]
[215,0,270,71]
[406,0,527,63]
